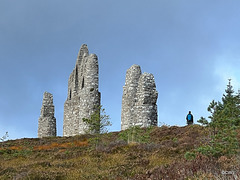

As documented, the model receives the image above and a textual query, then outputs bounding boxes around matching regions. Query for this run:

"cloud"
[1,0,240,138]
[214,54,240,94]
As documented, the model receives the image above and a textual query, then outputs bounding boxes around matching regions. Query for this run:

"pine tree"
[82,106,111,148]
[218,79,240,127]
[197,79,239,157]
[82,105,111,134]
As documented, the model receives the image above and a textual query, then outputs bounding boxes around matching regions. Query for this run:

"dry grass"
[0,125,239,179]
[33,140,88,151]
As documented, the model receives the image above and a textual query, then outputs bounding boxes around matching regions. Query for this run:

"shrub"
[184,151,196,160]
[118,126,153,144]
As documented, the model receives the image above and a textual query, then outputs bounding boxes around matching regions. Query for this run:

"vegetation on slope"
[1,81,240,179]
[0,125,239,179]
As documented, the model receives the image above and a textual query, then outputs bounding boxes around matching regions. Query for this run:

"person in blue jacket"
[186,111,193,125]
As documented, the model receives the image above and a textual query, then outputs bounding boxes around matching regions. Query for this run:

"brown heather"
[0,125,239,179]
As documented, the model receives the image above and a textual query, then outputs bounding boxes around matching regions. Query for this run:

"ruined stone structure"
[121,65,158,130]
[38,92,57,138]
[63,44,101,136]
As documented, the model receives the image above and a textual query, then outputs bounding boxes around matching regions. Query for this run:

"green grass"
[0,125,239,179]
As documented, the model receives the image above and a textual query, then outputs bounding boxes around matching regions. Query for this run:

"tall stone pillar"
[38,92,57,138]
[121,65,158,130]
[121,65,141,130]
[135,73,158,127]
[63,44,101,136]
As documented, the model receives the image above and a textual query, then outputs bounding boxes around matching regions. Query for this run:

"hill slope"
[0,125,239,179]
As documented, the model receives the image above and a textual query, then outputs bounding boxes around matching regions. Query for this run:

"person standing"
[186,111,193,125]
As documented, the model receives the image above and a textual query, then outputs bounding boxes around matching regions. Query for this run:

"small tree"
[82,106,111,148]
[0,132,8,142]
[82,105,111,134]
[0,132,9,148]
[197,117,209,126]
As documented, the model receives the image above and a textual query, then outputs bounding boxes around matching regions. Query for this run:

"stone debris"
[38,92,56,138]
[63,44,101,136]
[121,65,158,130]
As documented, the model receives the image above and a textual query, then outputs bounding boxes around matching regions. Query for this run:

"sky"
[1,0,240,140]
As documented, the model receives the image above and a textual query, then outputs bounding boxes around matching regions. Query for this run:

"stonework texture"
[63,44,101,136]
[38,92,57,138]
[121,64,158,130]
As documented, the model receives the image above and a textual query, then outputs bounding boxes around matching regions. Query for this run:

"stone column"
[135,73,158,127]
[121,65,158,130]
[121,65,141,130]
[63,44,101,136]
[38,92,57,138]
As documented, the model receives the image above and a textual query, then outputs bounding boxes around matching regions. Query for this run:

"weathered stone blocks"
[38,92,57,138]
[121,65,158,130]
[63,44,101,136]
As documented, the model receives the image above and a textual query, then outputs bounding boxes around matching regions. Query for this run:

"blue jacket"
[186,114,193,121]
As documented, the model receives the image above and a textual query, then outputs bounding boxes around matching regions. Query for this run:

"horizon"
[1,0,240,140]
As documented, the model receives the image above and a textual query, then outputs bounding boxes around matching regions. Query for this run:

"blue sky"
[1,0,240,139]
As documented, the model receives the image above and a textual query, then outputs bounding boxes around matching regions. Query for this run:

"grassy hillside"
[0,125,239,179]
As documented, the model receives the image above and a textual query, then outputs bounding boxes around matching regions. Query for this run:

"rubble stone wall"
[38,92,56,138]
[63,44,100,136]
[121,65,158,130]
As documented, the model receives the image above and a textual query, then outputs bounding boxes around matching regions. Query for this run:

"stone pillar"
[121,65,141,130]
[121,65,158,130]
[135,73,158,127]
[38,92,57,138]
[63,44,101,136]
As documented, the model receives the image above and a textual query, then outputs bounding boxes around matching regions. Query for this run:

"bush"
[184,151,196,160]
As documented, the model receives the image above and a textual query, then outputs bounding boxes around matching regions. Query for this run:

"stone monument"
[121,64,158,130]
[38,92,57,138]
[63,44,101,136]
